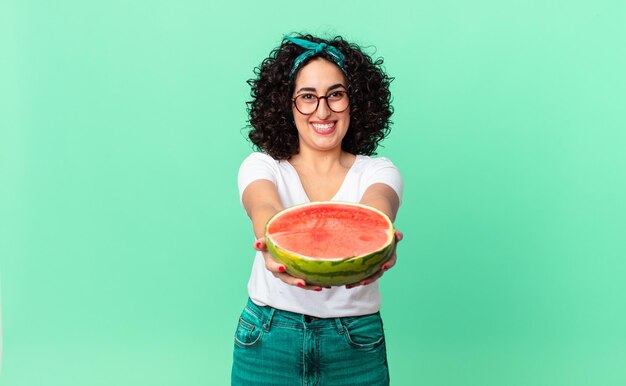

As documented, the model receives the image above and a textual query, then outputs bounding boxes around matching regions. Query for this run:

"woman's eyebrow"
[295,87,317,94]
[295,83,347,94]
[327,83,347,92]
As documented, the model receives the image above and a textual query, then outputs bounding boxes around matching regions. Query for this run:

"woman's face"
[291,58,350,154]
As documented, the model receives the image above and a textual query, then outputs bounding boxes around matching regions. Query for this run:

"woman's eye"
[328,91,344,100]
[300,94,317,102]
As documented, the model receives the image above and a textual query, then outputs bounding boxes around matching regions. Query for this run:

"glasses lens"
[327,91,348,113]
[295,94,318,115]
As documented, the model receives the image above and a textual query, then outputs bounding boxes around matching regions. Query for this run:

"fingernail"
[361,280,369,286]
[314,287,322,291]
[254,241,261,249]
[278,266,286,272]
[296,282,304,287]
[382,264,389,271]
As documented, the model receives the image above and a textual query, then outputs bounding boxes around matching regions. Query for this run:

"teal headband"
[284,36,345,78]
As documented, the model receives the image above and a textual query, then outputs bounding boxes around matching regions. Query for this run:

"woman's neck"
[289,148,354,173]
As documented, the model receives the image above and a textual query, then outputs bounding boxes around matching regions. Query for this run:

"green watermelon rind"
[264,202,396,287]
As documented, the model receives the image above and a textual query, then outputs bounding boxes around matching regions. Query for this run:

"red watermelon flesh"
[267,204,390,259]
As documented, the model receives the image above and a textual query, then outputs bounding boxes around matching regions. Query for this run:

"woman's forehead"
[294,58,346,91]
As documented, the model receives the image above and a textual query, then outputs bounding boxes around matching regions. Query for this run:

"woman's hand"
[346,229,403,289]
[253,237,325,291]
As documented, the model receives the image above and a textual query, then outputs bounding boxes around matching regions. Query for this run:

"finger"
[346,270,384,289]
[394,229,404,242]
[262,253,324,291]
[273,272,323,291]
[381,252,397,272]
[263,252,286,274]
[253,237,268,251]
[346,250,398,289]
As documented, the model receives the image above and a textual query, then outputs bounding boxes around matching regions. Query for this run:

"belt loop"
[334,317,344,334]
[263,307,276,332]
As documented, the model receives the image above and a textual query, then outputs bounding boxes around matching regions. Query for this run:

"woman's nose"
[315,97,331,119]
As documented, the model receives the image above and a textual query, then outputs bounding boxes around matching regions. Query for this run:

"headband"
[284,36,345,78]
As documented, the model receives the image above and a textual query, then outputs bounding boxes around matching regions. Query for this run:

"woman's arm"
[242,179,324,291]
[359,183,400,221]
[242,179,284,240]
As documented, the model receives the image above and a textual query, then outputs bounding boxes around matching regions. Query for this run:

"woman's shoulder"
[240,151,285,168]
[239,152,296,179]
[238,152,284,195]
[355,154,399,169]
[354,155,403,202]
[242,151,277,163]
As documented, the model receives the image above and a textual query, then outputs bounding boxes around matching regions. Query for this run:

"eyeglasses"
[292,90,349,115]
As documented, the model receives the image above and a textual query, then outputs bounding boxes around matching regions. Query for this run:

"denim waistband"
[245,298,374,333]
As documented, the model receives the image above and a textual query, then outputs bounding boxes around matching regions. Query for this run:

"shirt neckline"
[284,155,362,202]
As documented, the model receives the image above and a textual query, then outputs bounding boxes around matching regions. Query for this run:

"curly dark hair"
[246,34,394,160]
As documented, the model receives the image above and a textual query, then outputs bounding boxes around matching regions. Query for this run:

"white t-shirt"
[238,152,403,318]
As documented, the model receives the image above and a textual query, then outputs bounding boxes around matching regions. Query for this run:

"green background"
[1,0,625,385]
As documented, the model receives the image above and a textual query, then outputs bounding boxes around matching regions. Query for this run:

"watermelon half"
[265,201,395,286]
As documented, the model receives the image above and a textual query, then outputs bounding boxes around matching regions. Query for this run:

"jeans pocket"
[234,306,264,348]
[342,313,385,350]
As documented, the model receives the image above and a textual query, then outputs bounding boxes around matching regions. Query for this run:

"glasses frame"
[292,91,350,115]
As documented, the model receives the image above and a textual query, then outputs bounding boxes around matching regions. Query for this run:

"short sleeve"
[363,157,403,204]
[237,152,278,204]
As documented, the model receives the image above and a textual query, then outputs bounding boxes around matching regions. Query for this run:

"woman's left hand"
[346,229,403,289]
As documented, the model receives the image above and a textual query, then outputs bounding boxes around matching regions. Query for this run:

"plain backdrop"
[1,1,625,385]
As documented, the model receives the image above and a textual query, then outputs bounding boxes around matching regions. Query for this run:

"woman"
[233,34,403,386]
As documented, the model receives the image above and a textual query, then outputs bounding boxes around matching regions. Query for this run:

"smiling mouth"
[311,121,336,135]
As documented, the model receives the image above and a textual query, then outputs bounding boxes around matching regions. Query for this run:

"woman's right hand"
[253,237,325,291]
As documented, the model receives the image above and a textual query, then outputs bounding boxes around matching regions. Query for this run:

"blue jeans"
[231,298,390,386]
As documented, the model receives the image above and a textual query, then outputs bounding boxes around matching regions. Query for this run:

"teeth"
[312,122,335,129]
